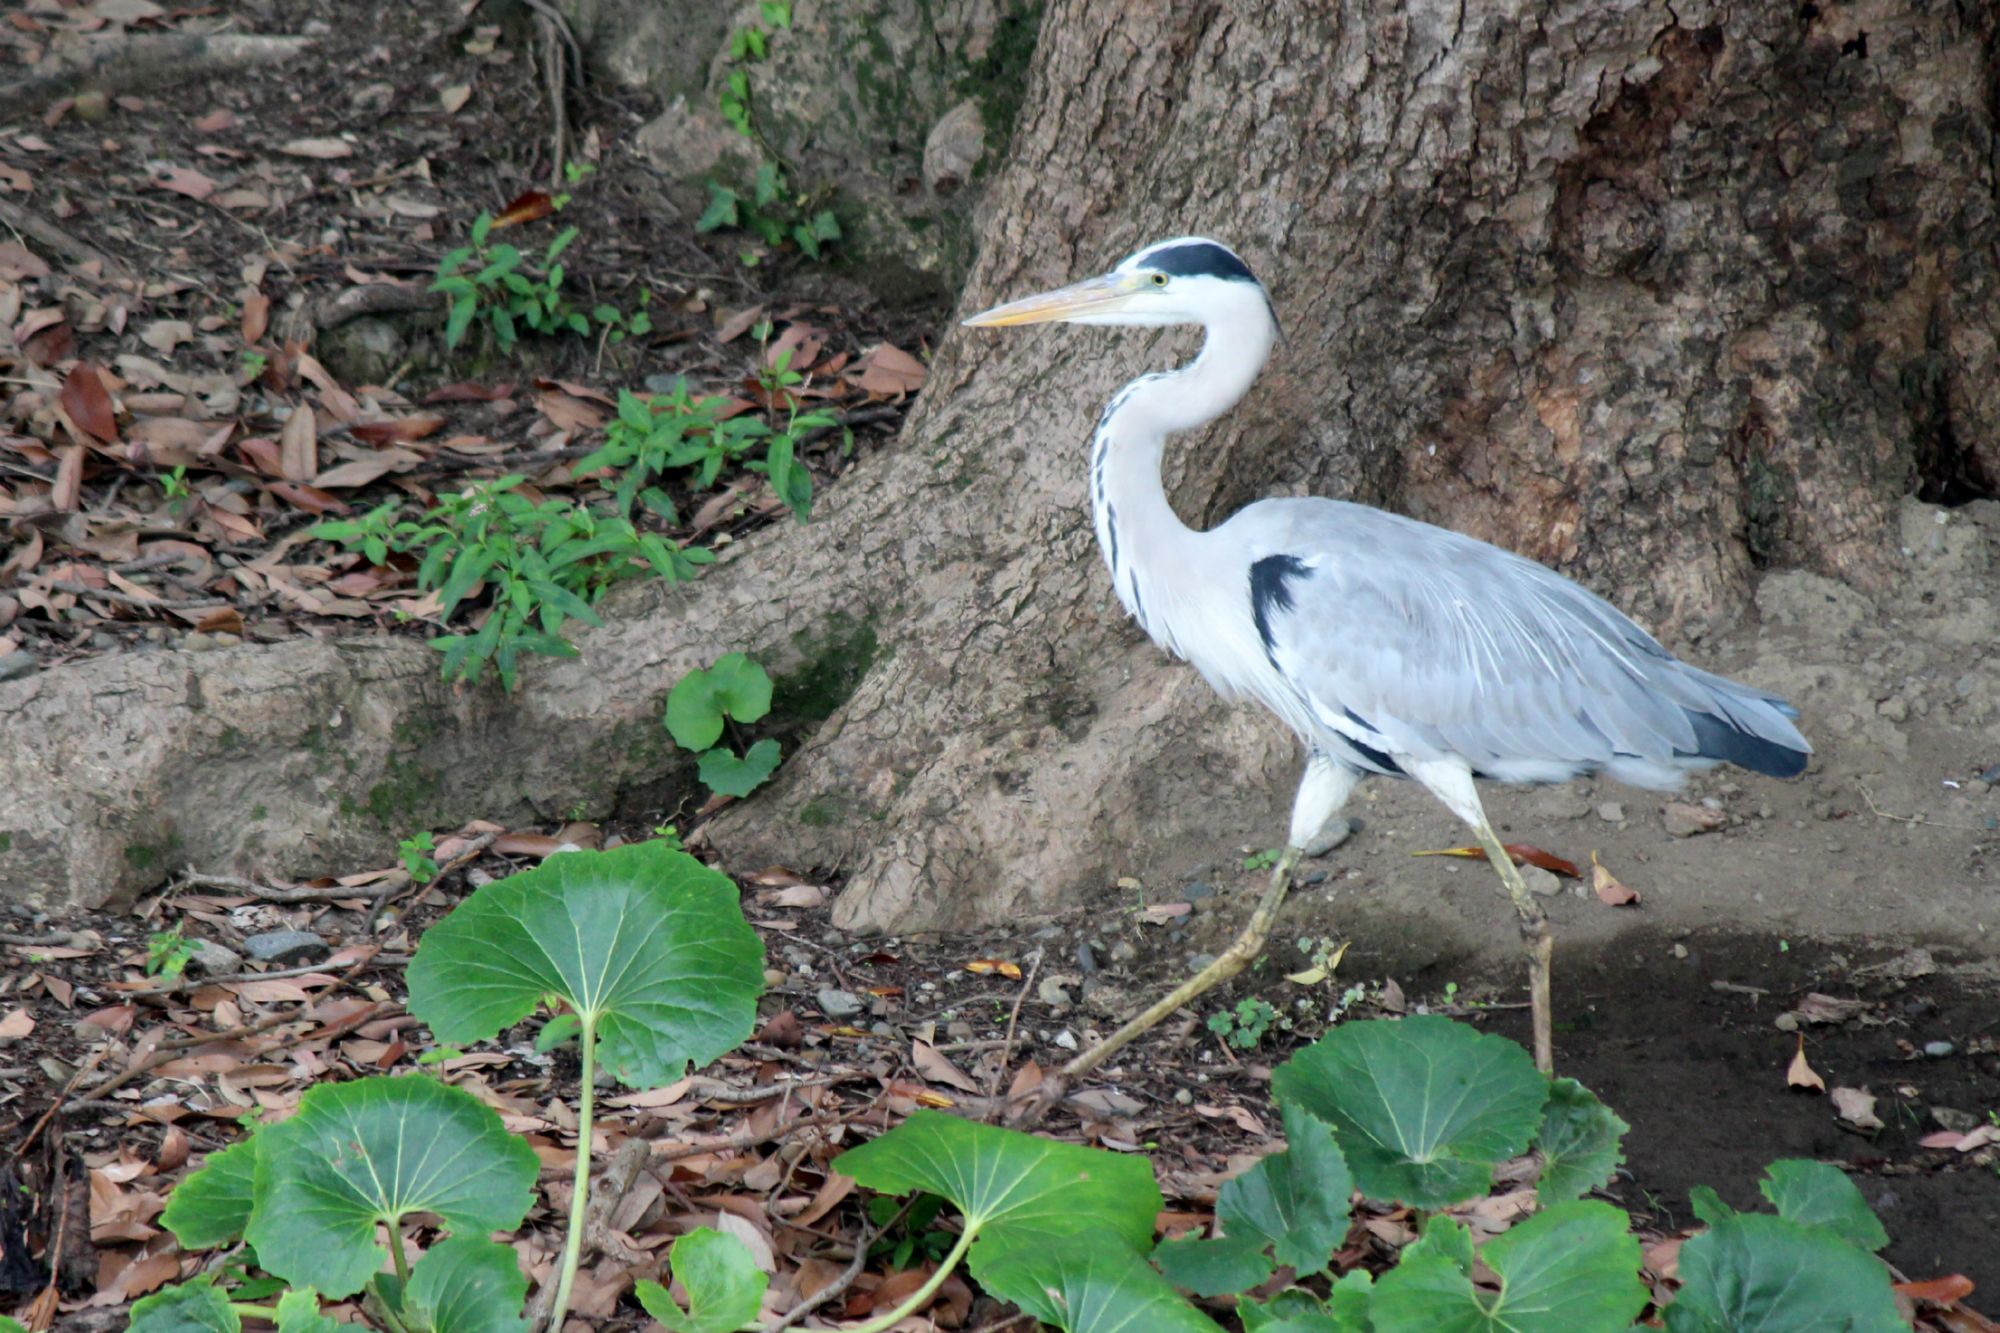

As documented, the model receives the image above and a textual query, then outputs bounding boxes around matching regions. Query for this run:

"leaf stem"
[391,1221,413,1287]
[845,1221,978,1333]
[547,1015,598,1332]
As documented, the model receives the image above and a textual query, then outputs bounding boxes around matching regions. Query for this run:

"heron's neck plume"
[1090,299,1275,641]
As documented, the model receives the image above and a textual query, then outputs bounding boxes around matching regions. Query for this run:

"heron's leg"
[1467,816,1554,1074]
[1406,759,1554,1074]
[1062,758,1359,1081]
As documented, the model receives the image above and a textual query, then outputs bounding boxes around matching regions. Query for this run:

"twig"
[768,1195,916,1332]
[0,197,131,279]
[168,865,406,906]
[1857,782,1987,832]
[983,947,1041,1119]
[652,1104,864,1164]
[310,281,442,333]
[367,831,497,935]
[119,951,396,998]
[0,930,96,949]
[686,1072,853,1105]
[39,580,227,612]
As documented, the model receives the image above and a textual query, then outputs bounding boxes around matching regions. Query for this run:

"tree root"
[0,33,315,124]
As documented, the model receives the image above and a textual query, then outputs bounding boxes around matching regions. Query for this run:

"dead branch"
[311,281,444,334]
[0,197,132,281]
[167,865,410,906]
[0,33,314,123]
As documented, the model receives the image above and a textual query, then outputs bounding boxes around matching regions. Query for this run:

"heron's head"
[962,237,1275,331]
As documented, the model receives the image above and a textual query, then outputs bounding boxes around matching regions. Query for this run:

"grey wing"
[1237,501,1810,789]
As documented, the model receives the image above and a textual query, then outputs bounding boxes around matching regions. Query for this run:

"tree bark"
[715,0,2000,932]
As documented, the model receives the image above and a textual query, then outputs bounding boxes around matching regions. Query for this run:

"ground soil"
[2,0,1997,1326]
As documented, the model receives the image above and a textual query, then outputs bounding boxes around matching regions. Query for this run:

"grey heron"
[963,237,1809,1078]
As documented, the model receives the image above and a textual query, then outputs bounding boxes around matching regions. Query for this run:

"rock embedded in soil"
[1662,801,1726,837]
[242,929,329,965]
[0,652,38,682]
[187,939,243,975]
[815,986,864,1019]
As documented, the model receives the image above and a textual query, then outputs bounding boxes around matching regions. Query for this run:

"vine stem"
[844,1222,978,1333]
[547,1015,598,1332]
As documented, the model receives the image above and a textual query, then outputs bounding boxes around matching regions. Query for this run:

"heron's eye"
[1149,273,1169,287]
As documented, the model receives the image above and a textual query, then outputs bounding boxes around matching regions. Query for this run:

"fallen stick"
[0,33,315,123]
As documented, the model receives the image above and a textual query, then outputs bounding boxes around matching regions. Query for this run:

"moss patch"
[360,755,445,829]
[771,613,881,727]
[0,831,11,854]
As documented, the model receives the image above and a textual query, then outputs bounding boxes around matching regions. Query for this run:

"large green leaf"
[406,842,764,1087]
[835,1109,1161,1257]
[1272,1017,1548,1208]
[1240,1280,1372,1333]
[246,1074,539,1298]
[127,1277,239,1333]
[1533,1078,1628,1203]
[1665,1213,1903,1332]
[161,1136,259,1249]
[1220,1101,1353,1276]
[697,738,782,797]
[1370,1203,1645,1333]
[1757,1160,1889,1252]
[634,1227,769,1333]
[405,1236,532,1333]
[1152,1232,1273,1298]
[977,1242,1224,1333]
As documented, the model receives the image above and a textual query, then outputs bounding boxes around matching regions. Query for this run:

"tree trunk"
[714,0,1999,932]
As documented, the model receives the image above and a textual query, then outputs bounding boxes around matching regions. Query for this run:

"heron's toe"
[1300,817,1359,858]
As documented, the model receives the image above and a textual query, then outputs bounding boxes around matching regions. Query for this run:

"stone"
[632,96,745,180]
[0,652,38,682]
[243,929,329,965]
[1662,801,1725,837]
[1519,865,1562,898]
[815,986,864,1019]
[1037,976,1072,1008]
[1596,802,1626,823]
[186,939,243,976]
[317,316,407,388]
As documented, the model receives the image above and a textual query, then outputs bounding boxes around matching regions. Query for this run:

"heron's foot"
[1300,816,1358,859]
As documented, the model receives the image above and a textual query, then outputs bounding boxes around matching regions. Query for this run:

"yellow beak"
[961,273,1139,327]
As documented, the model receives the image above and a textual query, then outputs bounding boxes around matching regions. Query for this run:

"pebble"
[946,1021,973,1040]
[0,651,39,682]
[1173,1088,1193,1105]
[1109,940,1138,964]
[186,939,243,975]
[1183,881,1215,901]
[1186,953,1216,971]
[1931,1105,1980,1132]
[1922,1040,1955,1058]
[1662,802,1724,838]
[1038,977,1073,1008]
[1520,865,1563,898]
[1596,802,1626,823]
[1075,941,1097,975]
[1672,943,1690,959]
[1969,779,1991,796]
[1300,870,1328,886]
[243,930,328,965]
[815,986,864,1019]
[1054,1029,1077,1050]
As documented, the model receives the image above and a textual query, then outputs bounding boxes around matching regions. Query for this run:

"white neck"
[1090,299,1276,643]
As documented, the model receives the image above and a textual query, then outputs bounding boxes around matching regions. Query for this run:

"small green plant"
[1208,995,1282,1050]
[238,348,268,381]
[145,924,197,979]
[433,211,586,351]
[314,476,712,688]
[590,287,653,346]
[141,841,765,1333]
[717,0,793,137]
[666,652,782,798]
[697,160,841,264]
[397,830,439,882]
[1243,846,1282,871]
[867,1193,957,1270]
[159,464,190,501]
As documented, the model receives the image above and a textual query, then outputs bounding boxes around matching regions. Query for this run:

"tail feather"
[1681,691,1810,779]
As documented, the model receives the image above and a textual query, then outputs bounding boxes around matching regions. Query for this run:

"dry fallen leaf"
[1590,851,1640,906]
[1894,1275,1975,1305]
[280,137,354,159]
[1918,1124,2000,1152]
[1414,844,1582,878]
[0,1007,34,1040]
[1136,902,1193,926]
[60,361,118,442]
[1830,1086,1883,1131]
[1785,1034,1825,1092]
[964,958,1022,979]
[911,1040,981,1093]
[278,404,318,482]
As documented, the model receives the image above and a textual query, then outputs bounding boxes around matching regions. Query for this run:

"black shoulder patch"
[1146,241,1258,284]
[1249,554,1311,655]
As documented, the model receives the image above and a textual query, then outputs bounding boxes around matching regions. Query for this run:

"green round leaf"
[977,1242,1224,1333]
[1219,1101,1353,1277]
[161,1136,258,1249]
[1241,1283,1370,1333]
[1272,1017,1548,1208]
[1665,1213,1903,1332]
[1370,1202,1645,1333]
[128,1277,240,1333]
[1533,1077,1628,1203]
[635,1227,770,1333]
[697,737,782,797]
[835,1109,1162,1255]
[246,1074,539,1298]
[407,843,763,1086]
[1757,1159,1889,1252]
[406,1236,532,1333]
[665,653,774,750]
